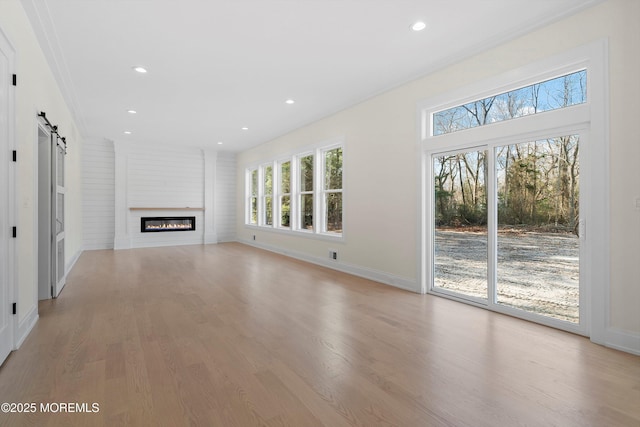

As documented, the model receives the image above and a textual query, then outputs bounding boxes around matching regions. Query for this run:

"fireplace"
[140,216,196,233]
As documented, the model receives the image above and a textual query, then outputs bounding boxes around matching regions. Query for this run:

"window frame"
[431,69,587,136]
[244,138,345,241]
[320,145,343,234]
[277,159,292,229]
[418,41,609,342]
[296,152,315,233]
[246,168,258,225]
[261,163,274,226]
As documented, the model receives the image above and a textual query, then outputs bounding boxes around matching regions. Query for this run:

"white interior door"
[38,126,52,300]
[38,129,66,299]
[53,139,66,297]
[0,28,15,366]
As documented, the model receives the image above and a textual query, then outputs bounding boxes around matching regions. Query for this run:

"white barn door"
[53,139,66,296]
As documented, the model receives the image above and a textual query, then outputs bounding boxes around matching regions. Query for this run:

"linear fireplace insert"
[140,216,196,232]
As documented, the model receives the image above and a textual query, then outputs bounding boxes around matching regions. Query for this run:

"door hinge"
[12,150,16,162]
[12,226,16,238]
[12,74,16,86]
[12,303,16,315]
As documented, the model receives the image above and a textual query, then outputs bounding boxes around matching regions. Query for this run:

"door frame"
[417,40,610,343]
[425,128,589,336]
[0,26,17,364]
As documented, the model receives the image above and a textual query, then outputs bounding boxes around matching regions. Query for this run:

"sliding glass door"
[495,137,580,322]
[420,47,611,338]
[433,148,488,302]
[430,134,582,328]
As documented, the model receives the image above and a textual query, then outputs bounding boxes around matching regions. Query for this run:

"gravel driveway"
[434,229,579,322]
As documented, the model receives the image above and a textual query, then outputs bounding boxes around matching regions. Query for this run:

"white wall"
[129,145,204,248]
[236,0,640,351]
[83,138,114,250]
[215,152,237,242]
[0,0,84,344]
[114,143,204,248]
[107,143,236,249]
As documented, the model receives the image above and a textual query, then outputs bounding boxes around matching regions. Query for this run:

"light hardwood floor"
[0,243,638,426]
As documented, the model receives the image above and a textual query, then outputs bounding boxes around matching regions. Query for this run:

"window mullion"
[291,156,299,230]
[487,145,497,306]
[246,169,252,224]
[315,148,323,234]
[272,160,278,228]
[257,166,264,226]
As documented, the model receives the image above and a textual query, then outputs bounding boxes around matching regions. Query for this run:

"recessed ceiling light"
[411,21,427,31]
[285,99,295,104]
[132,66,147,73]
[127,110,137,114]
[241,127,249,130]
[217,141,223,145]
[124,131,132,135]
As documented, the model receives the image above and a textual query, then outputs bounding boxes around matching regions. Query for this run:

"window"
[245,139,344,239]
[279,161,291,228]
[298,154,314,231]
[248,168,258,225]
[263,164,273,226]
[433,70,586,135]
[322,147,342,234]
[420,42,609,339]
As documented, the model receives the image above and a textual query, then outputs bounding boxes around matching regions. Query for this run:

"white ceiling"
[21,0,600,152]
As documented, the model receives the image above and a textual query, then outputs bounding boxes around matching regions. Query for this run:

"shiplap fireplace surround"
[113,142,218,249]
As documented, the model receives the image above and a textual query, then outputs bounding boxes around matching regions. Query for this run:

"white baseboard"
[66,248,82,276]
[14,304,38,350]
[216,232,237,243]
[237,238,419,293]
[601,327,640,355]
[204,232,218,245]
[114,235,131,250]
[83,242,114,251]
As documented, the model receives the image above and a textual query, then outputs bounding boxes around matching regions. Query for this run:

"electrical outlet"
[635,197,640,211]
[253,235,256,240]
[329,250,337,261]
